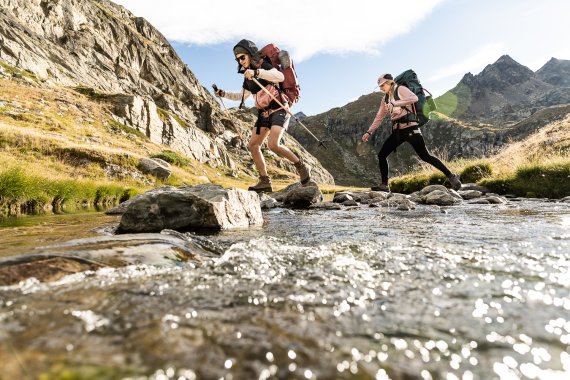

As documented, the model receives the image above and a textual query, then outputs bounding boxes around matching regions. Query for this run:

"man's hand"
[362,131,371,142]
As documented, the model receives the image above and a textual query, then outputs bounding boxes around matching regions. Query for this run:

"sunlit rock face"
[0,0,334,182]
[117,184,263,233]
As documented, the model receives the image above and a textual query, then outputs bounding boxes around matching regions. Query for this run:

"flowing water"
[1,201,570,380]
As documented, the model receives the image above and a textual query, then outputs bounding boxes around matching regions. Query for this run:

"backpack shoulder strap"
[393,85,400,101]
[396,85,416,115]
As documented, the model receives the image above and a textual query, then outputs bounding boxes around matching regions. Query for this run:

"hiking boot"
[371,183,390,192]
[294,159,312,185]
[248,176,273,193]
[448,173,462,191]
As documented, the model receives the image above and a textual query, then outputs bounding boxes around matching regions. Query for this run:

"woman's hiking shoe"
[248,176,273,193]
[371,183,390,192]
[294,159,312,185]
[448,173,462,191]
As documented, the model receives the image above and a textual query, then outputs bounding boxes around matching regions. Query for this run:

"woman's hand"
[244,69,255,80]
[362,131,371,142]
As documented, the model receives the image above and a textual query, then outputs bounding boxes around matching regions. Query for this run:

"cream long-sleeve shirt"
[223,68,284,102]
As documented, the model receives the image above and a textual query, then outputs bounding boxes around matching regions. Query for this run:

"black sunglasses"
[235,54,247,63]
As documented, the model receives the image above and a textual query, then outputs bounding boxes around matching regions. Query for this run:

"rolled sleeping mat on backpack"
[279,50,291,69]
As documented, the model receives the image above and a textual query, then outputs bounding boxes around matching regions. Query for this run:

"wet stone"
[332,193,353,203]
[0,257,102,286]
[458,190,483,200]
[117,184,263,233]
[308,202,342,210]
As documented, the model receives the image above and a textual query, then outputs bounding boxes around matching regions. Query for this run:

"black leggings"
[378,127,451,183]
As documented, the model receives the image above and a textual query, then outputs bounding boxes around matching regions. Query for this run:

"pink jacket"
[367,85,419,134]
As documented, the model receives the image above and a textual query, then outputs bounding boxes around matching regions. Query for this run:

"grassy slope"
[390,113,570,198]
[0,76,359,215]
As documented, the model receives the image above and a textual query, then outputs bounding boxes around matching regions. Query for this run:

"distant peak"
[457,72,475,85]
[494,55,520,66]
[486,54,533,75]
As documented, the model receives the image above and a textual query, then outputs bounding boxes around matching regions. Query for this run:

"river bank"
[1,198,569,379]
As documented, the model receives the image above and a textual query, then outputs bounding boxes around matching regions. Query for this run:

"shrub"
[151,150,191,167]
[481,161,570,198]
[73,86,108,101]
[460,162,493,183]
[389,172,447,193]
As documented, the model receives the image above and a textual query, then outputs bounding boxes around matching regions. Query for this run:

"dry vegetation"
[0,76,359,215]
[390,114,570,198]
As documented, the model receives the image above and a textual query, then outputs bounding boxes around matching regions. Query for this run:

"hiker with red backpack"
[362,72,462,192]
[214,39,310,192]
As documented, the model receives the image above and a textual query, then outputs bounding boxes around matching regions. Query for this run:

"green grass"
[72,86,109,101]
[107,119,147,139]
[150,150,191,167]
[389,172,447,193]
[0,167,141,215]
[0,61,38,81]
[460,162,493,183]
[389,159,570,198]
[157,107,189,128]
[481,161,570,198]
[170,113,189,129]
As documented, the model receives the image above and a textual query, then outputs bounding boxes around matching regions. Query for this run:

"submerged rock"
[309,202,342,210]
[0,232,217,286]
[0,257,102,286]
[117,184,263,233]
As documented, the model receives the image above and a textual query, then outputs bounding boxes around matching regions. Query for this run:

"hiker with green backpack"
[362,71,462,192]
[214,39,311,193]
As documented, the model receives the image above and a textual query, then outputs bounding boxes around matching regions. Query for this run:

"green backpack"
[386,69,437,126]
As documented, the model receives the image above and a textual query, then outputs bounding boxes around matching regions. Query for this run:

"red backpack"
[259,44,300,107]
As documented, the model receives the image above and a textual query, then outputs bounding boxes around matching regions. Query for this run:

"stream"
[1,200,569,379]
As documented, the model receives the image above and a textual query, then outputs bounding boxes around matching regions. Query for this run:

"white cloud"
[427,43,505,83]
[113,0,444,61]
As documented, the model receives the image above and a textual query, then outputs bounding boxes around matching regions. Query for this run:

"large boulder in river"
[270,183,323,208]
[117,184,263,233]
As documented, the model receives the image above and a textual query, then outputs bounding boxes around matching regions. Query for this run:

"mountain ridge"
[290,55,570,185]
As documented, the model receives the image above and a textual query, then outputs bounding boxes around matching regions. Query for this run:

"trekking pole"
[212,84,244,142]
[251,77,327,149]
[212,84,228,113]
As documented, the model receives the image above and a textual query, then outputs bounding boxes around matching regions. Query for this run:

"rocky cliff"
[439,55,570,123]
[0,0,334,184]
[291,56,570,186]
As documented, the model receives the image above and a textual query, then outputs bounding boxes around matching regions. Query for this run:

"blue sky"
[114,0,570,116]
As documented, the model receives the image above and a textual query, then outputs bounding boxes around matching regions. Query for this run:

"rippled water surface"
[1,201,569,379]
